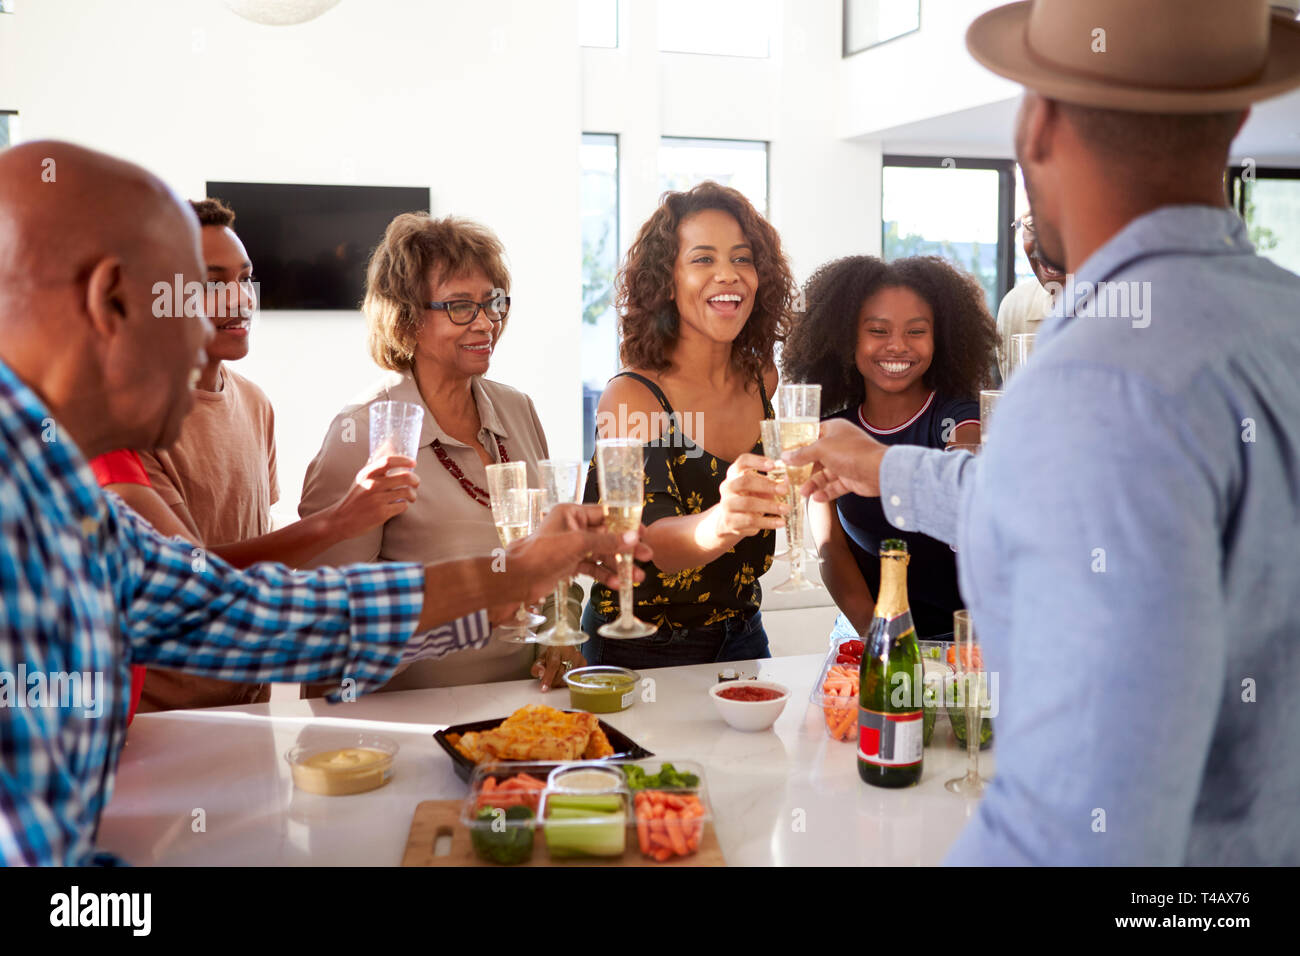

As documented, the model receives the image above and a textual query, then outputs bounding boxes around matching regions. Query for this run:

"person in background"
[114,198,411,712]
[0,141,647,865]
[994,212,1061,382]
[581,181,796,668]
[787,0,1300,864]
[299,213,581,692]
[782,255,996,641]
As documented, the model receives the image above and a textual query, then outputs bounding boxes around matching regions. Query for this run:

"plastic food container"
[285,732,398,796]
[621,759,712,863]
[709,679,789,731]
[945,673,995,751]
[463,764,548,864]
[921,658,954,747]
[812,642,859,742]
[539,762,630,859]
[564,665,639,714]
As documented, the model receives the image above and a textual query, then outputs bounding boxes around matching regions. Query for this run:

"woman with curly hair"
[580,181,797,668]
[782,255,997,639]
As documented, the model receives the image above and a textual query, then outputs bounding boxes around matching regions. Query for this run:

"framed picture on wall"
[843,0,920,57]
[0,1,14,13]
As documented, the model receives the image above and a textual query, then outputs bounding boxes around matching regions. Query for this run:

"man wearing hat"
[789,0,1300,864]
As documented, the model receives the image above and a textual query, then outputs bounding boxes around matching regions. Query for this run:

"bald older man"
[0,141,648,866]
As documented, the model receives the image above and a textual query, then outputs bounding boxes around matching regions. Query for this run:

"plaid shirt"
[0,358,489,865]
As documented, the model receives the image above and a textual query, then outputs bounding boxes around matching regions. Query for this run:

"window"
[0,111,15,149]
[1231,165,1300,276]
[881,156,1016,313]
[843,0,920,56]
[581,133,620,461]
[657,0,774,58]
[579,0,617,48]
[659,137,769,217]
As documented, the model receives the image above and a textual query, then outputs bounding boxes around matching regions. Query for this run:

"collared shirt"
[298,368,549,689]
[880,206,1300,865]
[0,357,489,866]
[995,279,1054,382]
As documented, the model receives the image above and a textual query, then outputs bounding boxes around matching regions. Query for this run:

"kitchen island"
[97,653,991,866]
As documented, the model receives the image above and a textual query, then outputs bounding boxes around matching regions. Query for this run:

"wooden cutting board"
[401,800,725,867]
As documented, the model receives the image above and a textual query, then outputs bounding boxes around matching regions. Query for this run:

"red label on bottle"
[858,708,923,767]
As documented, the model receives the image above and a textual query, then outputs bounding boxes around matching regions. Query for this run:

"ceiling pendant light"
[220,0,343,26]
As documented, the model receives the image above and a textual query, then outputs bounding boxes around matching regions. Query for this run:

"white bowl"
[709,680,790,732]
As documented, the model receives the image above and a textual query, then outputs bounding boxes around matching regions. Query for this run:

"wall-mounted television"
[204,182,431,310]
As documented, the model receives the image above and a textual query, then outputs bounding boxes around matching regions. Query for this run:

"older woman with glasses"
[299,213,581,692]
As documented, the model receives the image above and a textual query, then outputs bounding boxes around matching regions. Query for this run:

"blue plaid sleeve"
[107,496,489,694]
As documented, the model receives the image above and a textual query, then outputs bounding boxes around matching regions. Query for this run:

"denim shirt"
[880,205,1300,865]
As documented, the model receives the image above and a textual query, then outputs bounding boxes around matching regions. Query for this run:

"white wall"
[0,0,583,520]
[836,0,1019,140]
[2,0,882,521]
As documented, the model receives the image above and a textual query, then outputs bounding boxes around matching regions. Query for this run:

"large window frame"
[659,135,771,218]
[881,154,1017,306]
[581,132,621,461]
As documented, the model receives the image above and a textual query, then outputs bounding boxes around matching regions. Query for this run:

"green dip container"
[564,666,639,714]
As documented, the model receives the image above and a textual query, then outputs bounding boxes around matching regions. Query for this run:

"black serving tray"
[434,713,654,783]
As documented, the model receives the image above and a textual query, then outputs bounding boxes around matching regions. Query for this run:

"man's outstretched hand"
[493,503,653,615]
[783,419,888,502]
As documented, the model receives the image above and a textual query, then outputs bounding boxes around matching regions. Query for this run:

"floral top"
[583,372,775,632]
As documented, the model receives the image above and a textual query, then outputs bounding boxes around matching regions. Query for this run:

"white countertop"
[97,653,991,866]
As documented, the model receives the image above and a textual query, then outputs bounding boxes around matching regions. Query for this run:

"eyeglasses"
[427,296,510,325]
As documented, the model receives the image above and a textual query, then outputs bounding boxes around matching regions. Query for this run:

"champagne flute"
[536,459,586,647]
[486,461,545,637]
[1008,332,1037,379]
[771,384,822,593]
[595,438,656,640]
[759,419,820,566]
[979,389,1003,445]
[491,487,547,644]
[945,610,988,797]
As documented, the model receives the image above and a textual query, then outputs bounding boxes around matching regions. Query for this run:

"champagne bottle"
[858,539,923,788]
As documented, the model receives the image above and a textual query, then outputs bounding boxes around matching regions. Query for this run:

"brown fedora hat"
[967,0,1300,112]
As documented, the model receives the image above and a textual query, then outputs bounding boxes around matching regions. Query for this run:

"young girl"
[782,256,997,640]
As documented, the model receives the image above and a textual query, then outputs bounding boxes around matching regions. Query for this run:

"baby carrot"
[664,810,689,856]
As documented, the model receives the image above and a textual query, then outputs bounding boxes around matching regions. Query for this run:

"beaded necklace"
[431,435,510,508]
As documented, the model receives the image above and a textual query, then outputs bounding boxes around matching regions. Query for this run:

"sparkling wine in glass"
[771,384,822,594]
[945,609,989,797]
[536,459,586,647]
[485,461,544,638]
[979,390,1003,445]
[595,438,656,640]
[759,419,819,566]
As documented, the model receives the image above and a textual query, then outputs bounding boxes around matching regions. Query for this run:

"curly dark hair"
[190,197,235,228]
[781,255,997,415]
[617,181,795,385]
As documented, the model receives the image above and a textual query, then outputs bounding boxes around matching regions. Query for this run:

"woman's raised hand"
[711,452,789,539]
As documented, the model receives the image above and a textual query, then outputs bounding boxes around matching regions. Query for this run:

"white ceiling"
[860,88,1300,166]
